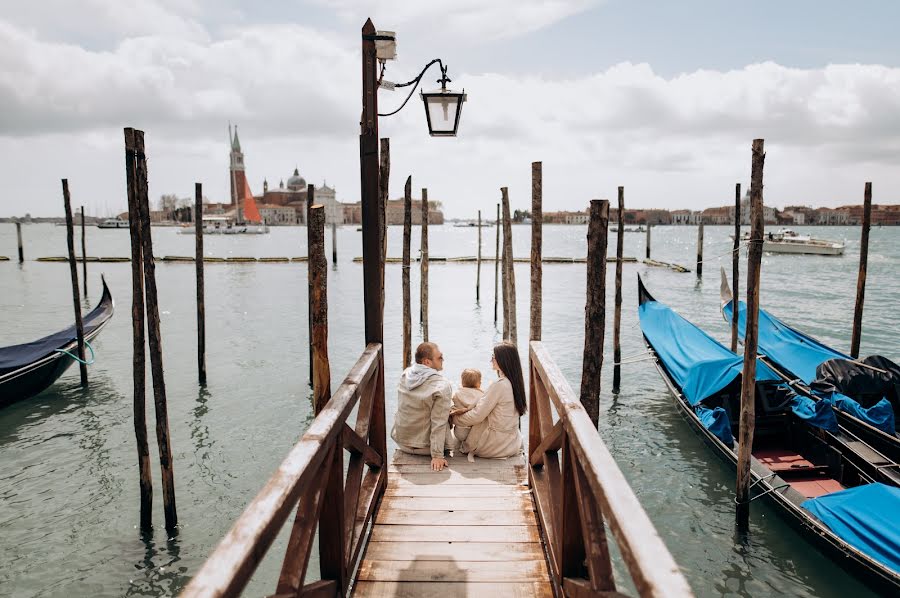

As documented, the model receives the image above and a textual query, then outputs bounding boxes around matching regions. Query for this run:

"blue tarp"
[802,483,900,575]
[695,405,734,445]
[790,394,839,433]
[724,299,895,434]
[639,300,779,406]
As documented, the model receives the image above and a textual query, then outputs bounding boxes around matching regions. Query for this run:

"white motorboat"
[179,216,269,235]
[97,218,129,229]
[738,228,844,256]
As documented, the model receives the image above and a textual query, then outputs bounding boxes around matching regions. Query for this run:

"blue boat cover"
[790,394,838,433]
[801,483,900,575]
[695,405,734,445]
[639,300,778,406]
[725,299,895,434]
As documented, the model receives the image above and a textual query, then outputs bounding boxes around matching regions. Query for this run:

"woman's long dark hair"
[493,342,526,416]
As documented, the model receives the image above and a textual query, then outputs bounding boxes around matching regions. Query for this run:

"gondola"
[638,275,900,593]
[719,267,900,464]
[0,276,114,407]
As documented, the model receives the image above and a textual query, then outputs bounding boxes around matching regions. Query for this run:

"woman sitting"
[452,342,525,460]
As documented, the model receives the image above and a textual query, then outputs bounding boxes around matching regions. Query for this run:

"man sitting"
[391,342,453,471]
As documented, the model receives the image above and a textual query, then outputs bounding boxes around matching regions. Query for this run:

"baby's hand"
[449,407,470,417]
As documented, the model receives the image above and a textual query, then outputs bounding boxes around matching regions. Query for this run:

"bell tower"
[229,124,246,208]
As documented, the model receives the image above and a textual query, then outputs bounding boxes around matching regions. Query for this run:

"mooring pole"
[501,187,517,345]
[736,139,765,531]
[850,182,872,359]
[530,162,542,342]
[379,138,390,297]
[307,205,331,410]
[476,210,482,302]
[62,180,88,387]
[420,187,429,341]
[134,130,178,531]
[581,200,609,428]
[195,183,206,385]
[80,206,88,297]
[307,184,315,388]
[16,221,24,263]
[696,220,705,279]
[124,128,152,531]
[402,176,412,369]
[494,203,500,325]
[331,222,338,266]
[613,187,625,393]
[645,222,651,259]
[731,183,741,353]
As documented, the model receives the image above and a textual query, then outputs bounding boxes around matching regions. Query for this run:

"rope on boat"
[55,339,95,365]
[735,482,791,505]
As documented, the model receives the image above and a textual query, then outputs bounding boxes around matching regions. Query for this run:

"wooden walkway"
[353,450,552,597]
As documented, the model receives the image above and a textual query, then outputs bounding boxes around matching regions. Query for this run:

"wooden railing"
[181,343,386,598]
[528,341,693,597]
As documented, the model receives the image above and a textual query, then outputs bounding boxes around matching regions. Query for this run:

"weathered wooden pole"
[696,220,705,279]
[645,222,651,259]
[308,205,331,409]
[62,180,88,387]
[731,184,741,352]
[581,200,609,427]
[379,138,390,299]
[134,130,178,530]
[195,183,206,385]
[16,221,24,263]
[613,187,625,393]
[850,182,872,358]
[476,210,482,302]
[494,203,500,325]
[420,188,429,341]
[80,206,88,297]
[530,162,542,342]
[501,187,517,345]
[736,139,765,531]
[124,128,152,531]
[331,222,337,265]
[307,184,315,388]
[402,176,412,369]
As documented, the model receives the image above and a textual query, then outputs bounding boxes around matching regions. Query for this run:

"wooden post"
[80,206,88,297]
[379,138,390,303]
[134,130,178,531]
[62,180,88,387]
[581,200,609,427]
[501,187,517,346]
[307,184,315,388]
[308,205,331,410]
[494,203,500,325]
[696,221,704,279]
[402,176,412,369]
[645,222,651,259]
[420,188,429,341]
[331,222,337,265]
[16,221,24,263]
[124,128,152,531]
[736,139,765,530]
[731,184,741,353]
[850,183,872,358]
[195,183,206,385]
[530,162,542,342]
[476,210,482,302]
[613,187,625,393]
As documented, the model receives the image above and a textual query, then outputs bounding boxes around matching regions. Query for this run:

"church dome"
[286,167,306,189]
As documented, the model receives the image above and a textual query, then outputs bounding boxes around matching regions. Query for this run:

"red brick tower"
[229,124,247,215]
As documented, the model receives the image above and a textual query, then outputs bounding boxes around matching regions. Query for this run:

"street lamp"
[420,65,467,137]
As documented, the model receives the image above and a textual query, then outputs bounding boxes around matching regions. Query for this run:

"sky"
[2,0,900,218]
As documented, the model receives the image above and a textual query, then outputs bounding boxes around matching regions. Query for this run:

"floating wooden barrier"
[0,256,9,261]
[643,258,690,273]
[226,257,258,263]
[354,256,638,264]
[206,257,226,263]
[162,255,194,262]
[259,257,290,263]
[291,256,309,262]
[99,257,130,263]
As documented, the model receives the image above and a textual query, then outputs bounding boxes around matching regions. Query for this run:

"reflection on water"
[0,223,896,596]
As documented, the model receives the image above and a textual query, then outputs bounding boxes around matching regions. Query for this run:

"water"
[1,222,897,597]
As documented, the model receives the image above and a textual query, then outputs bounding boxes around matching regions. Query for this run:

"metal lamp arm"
[378,58,447,117]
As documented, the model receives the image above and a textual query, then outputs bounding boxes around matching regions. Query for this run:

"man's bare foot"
[431,457,448,471]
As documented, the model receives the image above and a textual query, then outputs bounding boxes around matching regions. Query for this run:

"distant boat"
[0,276,114,407]
[735,228,844,255]
[97,218,129,229]
[611,225,645,233]
[181,178,269,235]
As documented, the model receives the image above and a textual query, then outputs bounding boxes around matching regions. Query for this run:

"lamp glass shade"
[420,88,466,137]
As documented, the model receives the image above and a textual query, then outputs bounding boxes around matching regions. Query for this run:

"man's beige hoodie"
[391,364,453,458]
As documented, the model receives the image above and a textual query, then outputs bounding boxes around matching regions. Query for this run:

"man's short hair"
[460,368,481,388]
[415,342,438,364]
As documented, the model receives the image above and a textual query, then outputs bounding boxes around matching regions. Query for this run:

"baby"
[451,368,484,442]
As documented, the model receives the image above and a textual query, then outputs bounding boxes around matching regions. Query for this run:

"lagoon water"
[1,222,897,597]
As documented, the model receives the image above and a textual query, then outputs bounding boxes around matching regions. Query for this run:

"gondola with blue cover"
[638,275,900,593]
[0,276,114,407]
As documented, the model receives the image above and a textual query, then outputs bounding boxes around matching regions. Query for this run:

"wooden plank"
[363,541,544,562]
[391,450,526,467]
[388,472,525,486]
[388,466,526,483]
[380,496,532,511]
[358,559,549,582]
[352,581,553,598]
[370,524,540,543]
[376,509,537,526]
[385,484,528,497]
